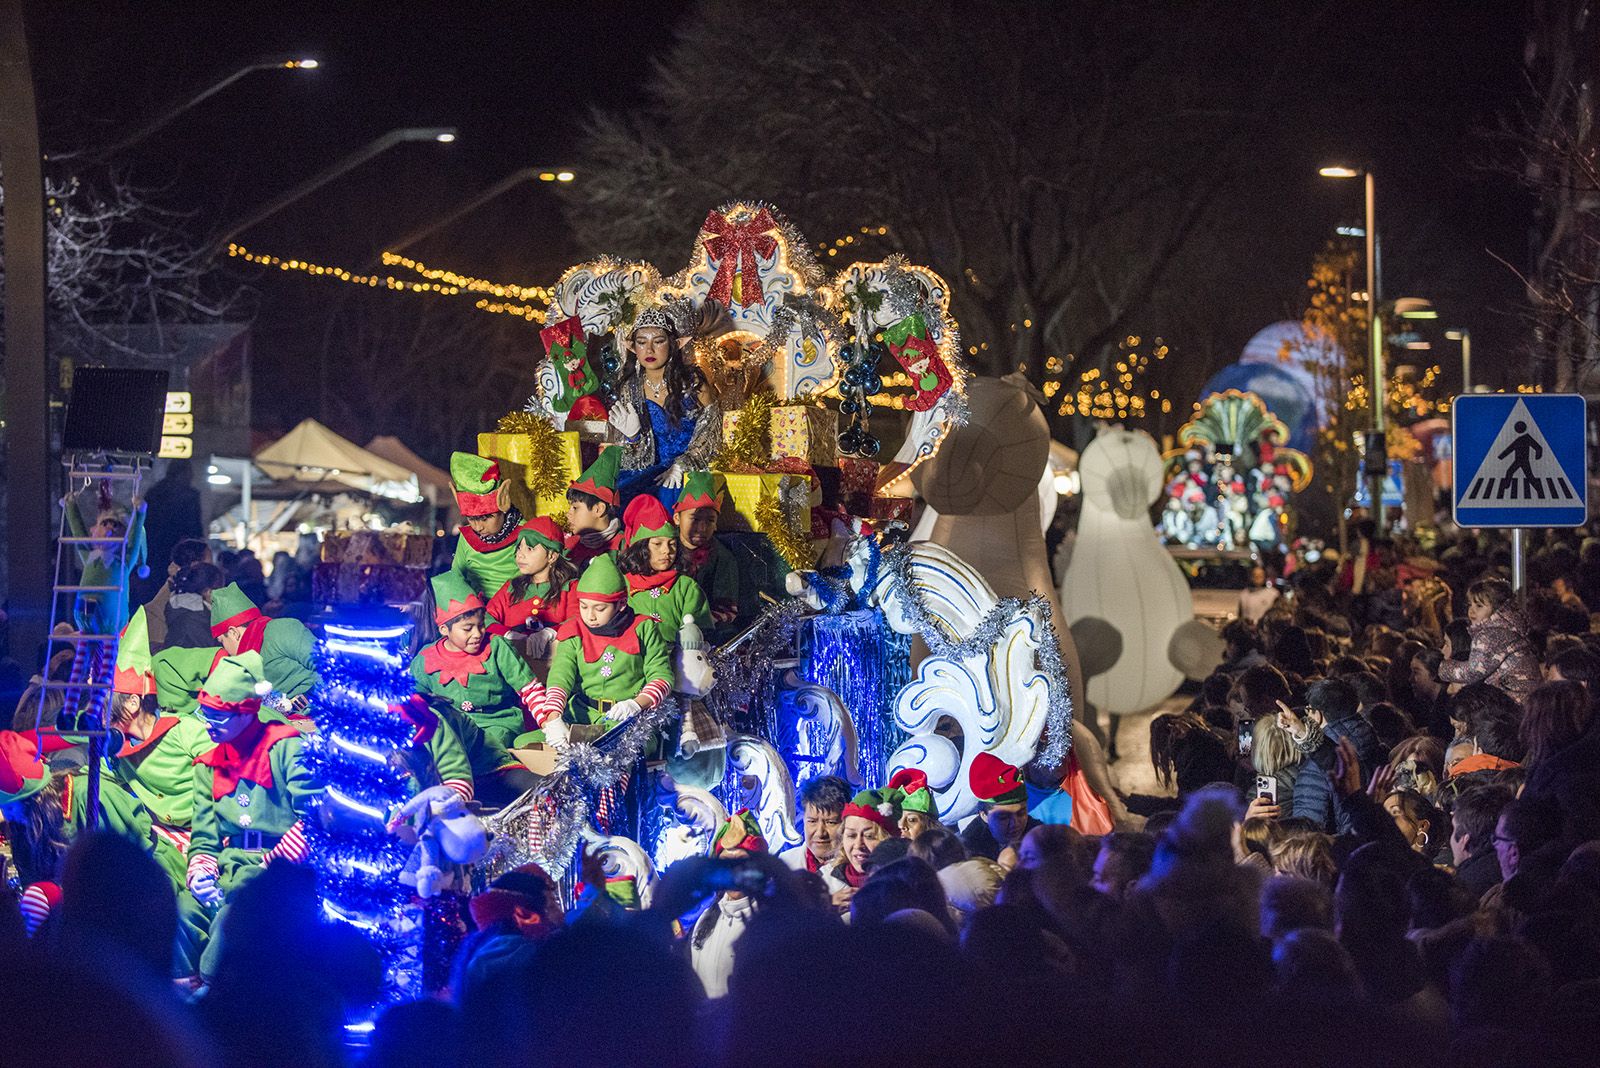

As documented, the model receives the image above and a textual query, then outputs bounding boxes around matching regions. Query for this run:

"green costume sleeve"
[546,636,580,699]
[428,716,473,787]
[677,577,710,635]
[410,650,433,694]
[491,637,535,692]
[639,615,674,689]
[262,617,320,698]
[275,736,320,822]
[705,540,741,606]
[126,503,148,577]
[190,762,219,859]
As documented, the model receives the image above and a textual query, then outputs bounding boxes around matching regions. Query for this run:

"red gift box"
[838,457,880,495]
[869,497,914,524]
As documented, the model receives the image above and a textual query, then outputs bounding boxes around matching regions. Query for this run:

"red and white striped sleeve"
[263,821,310,865]
[18,882,60,935]
[637,678,670,709]
[538,688,569,725]
[152,825,192,856]
[187,851,219,884]
[442,778,473,803]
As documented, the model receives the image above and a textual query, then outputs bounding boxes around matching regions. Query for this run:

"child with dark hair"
[564,448,625,570]
[163,560,226,651]
[485,517,580,659]
[617,494,709,645]
[1438,578,1540,700]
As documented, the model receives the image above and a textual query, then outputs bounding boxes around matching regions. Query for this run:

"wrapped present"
[770,404,838,467]
[869,496,915,524]
[841,492,874,519]
[320,530,431,567]
[718,471,812,534]
[838,457,880,496]
[478,429,584,521]
[722,410,742,444]
[312,563,429,607]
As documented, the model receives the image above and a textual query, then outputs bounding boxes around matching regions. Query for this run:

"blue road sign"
[1453,393,1588,528]
[1354,459,1404,507]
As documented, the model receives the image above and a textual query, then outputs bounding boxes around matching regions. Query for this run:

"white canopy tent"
[254,419,423,503]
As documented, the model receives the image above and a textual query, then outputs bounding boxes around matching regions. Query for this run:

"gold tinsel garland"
[754,490,812,571]
[715,390,776,470]
[494,410,570,502]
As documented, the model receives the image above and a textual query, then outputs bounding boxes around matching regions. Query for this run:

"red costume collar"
[458,522,519,555]
[195,718,301,800]
[556,614,651,662]
[626,569,679,594]
[420,639,492,687]
[117,715,179,758]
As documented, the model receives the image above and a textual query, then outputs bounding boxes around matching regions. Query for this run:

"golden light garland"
[226,244,462,294]
[382,252,553,304]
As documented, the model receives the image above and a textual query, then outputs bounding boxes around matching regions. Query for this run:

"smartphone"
[1255,775,1277,804]
[1237,719,1253,757]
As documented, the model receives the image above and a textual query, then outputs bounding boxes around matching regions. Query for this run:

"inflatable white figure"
[580,823,657,909]
[727,735,803,850]
[782,683,864,789]
[674,614,716,699]
[1061,429,1192,714]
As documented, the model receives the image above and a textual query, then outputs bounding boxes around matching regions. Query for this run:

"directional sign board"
[1453,393,1587,528]
[1353,459,1404,508]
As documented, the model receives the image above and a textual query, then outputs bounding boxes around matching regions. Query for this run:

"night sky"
[26,1,1533,457]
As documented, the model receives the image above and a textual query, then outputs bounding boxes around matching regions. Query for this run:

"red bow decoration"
[703,208,779,308]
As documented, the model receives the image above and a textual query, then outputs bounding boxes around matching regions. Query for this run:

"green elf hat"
[451,452,505,517]
[887,767,937,817]
[568,446,621,508]
[623,494,676,547]
[0,729,74,806]
[209,582,264,638]
[515,516,565,554]
[842,787,903,837]
[431,569,487,626]
[603,874,641,910]
[575,553,629,604]
[197,651,274,720]
[713,808,768,856]
[113,606,157,696]
[673,470,722,515]
[970,753,1028,807]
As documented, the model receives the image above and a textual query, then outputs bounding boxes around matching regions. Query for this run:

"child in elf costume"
[525,555,673,748]
[450,451,524,598]
[209,582,320,700]
[485,516,580,659]
[618,494,710,644]
[186,652,318,976]
[674,470,740,630]
[411,571,545,805]
[564,447,626,570]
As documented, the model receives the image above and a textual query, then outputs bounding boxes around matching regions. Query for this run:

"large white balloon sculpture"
[1061,428,1193,713]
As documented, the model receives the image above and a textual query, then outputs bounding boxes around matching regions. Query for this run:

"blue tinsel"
[799,608,910,788]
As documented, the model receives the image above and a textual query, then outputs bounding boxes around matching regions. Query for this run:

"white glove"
[662,462,686,489]
[542,716,571,748]
[608,401,642,441]
[188,869,224,908]
[525,626,557,661]
[610,699,642,722]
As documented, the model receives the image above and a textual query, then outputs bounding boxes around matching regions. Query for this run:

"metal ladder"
[31,453,148,827]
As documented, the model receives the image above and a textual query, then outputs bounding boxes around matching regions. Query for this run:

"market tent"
[365,435,453,512]
[254,419,422,502]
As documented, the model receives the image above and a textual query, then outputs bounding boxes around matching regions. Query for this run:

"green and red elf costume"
[525,555,674,743]
[544,314,608,422]
[485,517,578,637]
[450,451,523,598]
[410,570,543,778]
[186,652,318,974]
[565,447,626,570]
[675,470,739,624]
[63,491,147,636]
[1,728,81,933]
[621,494,709,643]
[209,582,320,699]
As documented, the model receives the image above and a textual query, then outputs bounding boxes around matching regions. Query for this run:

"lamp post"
[377,165,576,257]
[1446,329,1471,393]
[212,127,458,254]
[1321,165,1386,532]
[56,55,320,162]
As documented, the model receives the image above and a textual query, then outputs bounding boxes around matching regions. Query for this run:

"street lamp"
[56,54,321,162]
[1446,329,1471,393]
[212,127,458,253]
[378,164,578,256]
[1321,162,1386,531]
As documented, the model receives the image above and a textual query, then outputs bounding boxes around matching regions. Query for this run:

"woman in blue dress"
[608,300,723,505]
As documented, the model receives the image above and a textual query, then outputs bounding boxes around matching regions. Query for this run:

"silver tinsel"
[877,546,1074,770]
[479,698,679,882]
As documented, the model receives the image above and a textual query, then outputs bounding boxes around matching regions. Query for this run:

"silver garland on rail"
[478,697,679,882]
[876,546,1074,770]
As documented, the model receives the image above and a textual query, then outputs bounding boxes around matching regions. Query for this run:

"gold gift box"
[717,471,811,534]
[769,404,838,466]
[477,430,583,521]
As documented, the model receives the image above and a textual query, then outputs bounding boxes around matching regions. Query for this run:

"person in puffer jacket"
[1280,677,1384,834]
[1438,577,1540,701]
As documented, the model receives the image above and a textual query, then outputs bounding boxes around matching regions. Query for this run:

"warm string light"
[381,252,553,304]
[227,244,462,294]
[474,298,548,323]
[1049,335,1167,420]
[818,225,891,258]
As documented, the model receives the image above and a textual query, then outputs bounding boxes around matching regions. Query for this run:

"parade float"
[304,202,1084,996]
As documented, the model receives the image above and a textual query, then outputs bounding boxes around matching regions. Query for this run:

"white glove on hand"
[610,698,642,722]
[525,627,557,661]
[609,401,642,441]
[662,462,686,489]
[542,716,571,748]
[188,869,224,908]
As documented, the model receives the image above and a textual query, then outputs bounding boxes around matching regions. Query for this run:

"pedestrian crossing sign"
[1453,393,1587,528]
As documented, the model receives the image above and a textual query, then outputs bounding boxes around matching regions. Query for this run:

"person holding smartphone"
[1274,678,1382,833]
